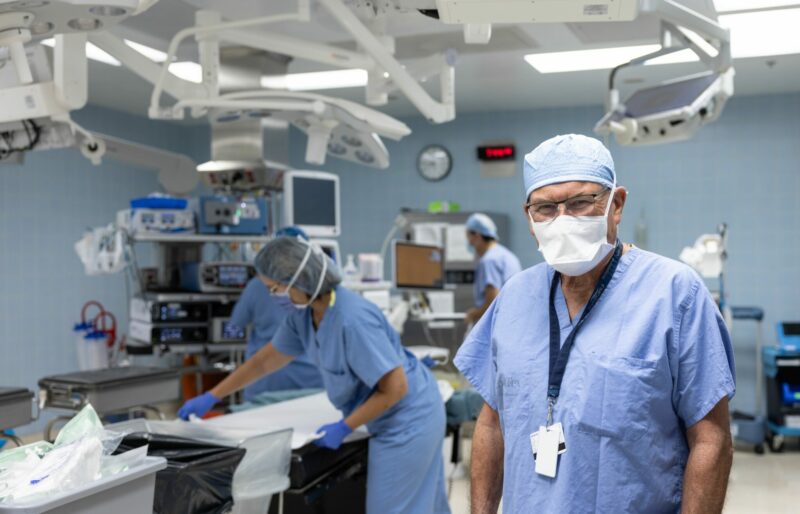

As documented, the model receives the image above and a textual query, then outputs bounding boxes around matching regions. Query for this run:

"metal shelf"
[137,291,241,302]
[127,340,247,355]
[342,280,393,292]
[131,233,271,244]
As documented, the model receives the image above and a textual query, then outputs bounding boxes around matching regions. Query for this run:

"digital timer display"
[477,144,515,161]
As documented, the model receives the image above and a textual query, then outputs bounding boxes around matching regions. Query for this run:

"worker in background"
[178,236,451,514]
[228,226,323,400]
[465,213,522,324]
[455,134,735,513]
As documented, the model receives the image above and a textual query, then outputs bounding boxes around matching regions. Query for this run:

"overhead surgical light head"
[595,69,734,146]
[0,0,154,163]
[202,91,411,170]
[593,2,733,146]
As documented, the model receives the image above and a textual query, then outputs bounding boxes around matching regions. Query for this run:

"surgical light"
[260,69,368,91]
[526,7,800,74]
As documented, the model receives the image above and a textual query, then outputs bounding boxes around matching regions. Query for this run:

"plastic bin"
[0,456,166,514]
[106,419,291,514]
[116,433,246,514]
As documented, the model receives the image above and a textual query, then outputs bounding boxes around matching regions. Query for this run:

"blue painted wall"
[291,93,800,414]
[1,93,796,435]
[0,105,204,434]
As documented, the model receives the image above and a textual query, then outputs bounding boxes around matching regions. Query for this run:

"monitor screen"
[292,177,337,227]
[782,323,800,337]
[624,73,719,118]
[394,242,445,290]
[222,320,246,340]
[217,265,250,287]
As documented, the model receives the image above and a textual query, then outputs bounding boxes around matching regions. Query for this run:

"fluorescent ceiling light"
[524,45,698,73]
[41,38,120,66]
[124,38,202,83]
[719,8,800,58]
[714,0,800,12]
[43,37,202,82]
[260,69,368,91]
[168,61,202,83]
[124,39,167,62]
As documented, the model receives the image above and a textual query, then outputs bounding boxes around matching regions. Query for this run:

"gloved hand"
[177,391,220,421]
[314,420,353,450]
[421,355,437,368]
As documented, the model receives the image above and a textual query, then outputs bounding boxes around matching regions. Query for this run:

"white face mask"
[529,185,616,277]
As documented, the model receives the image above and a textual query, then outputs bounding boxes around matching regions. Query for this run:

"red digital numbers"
[477,145,516,161]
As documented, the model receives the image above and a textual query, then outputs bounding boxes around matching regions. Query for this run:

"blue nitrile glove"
[314,420,353,450]
[421,355,437,368]
[177,392,220,421]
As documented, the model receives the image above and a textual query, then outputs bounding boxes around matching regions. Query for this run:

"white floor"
[447,441,800,514]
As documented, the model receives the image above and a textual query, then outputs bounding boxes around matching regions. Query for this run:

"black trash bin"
[117,432,246,514]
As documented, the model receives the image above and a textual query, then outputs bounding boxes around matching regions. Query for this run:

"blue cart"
[763,336,800,452]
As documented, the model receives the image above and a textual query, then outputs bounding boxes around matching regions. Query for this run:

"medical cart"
[0,387,35,447]
[764,344,800,452]
[38,367,180,441]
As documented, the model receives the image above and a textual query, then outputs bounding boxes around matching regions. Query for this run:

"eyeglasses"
[526,188,610,222]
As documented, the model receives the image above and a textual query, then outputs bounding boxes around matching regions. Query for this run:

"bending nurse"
[227,226,323,399]
[179,236,451,514]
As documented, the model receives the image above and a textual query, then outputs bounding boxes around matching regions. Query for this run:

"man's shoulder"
[497,262,549,295]
[628,248,704,295]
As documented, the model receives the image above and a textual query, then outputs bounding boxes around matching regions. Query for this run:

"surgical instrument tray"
[38,367,180,413]
[0,387,34,431]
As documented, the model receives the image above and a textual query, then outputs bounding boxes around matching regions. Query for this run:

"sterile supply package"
[0,404,145,506]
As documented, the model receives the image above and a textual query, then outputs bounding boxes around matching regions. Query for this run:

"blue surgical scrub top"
[455,248,736,513]
[473,243,522,307]
[229,278,323,399]
[275,286,451,514]
[272,286,434,434]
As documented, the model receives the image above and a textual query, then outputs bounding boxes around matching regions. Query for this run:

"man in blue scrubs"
[229,227,323,399]
[464,213,521,324]
[455,134,735,514]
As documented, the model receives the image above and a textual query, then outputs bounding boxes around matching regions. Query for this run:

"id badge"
[530,423,566,478]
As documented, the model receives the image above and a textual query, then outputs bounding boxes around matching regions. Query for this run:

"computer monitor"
[310,238,341,266]
[283,170,340,237]
[393,241,445,290]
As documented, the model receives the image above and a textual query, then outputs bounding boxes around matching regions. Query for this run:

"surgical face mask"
[272,291,296,311]
[274,241,329,310]
[530,185,615,277]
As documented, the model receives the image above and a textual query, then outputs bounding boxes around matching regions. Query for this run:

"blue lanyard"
[546,241,622,426]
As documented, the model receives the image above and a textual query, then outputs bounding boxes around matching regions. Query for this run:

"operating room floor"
[446,439,800,514]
